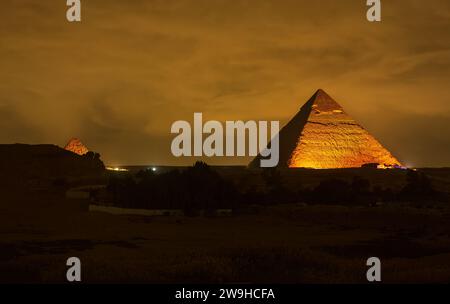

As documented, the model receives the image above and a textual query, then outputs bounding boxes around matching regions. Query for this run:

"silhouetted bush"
[311,179,352,204]
[260,168,296,204]
[262,168,283,194]
[351,176,371,195]
[399,170,437,202]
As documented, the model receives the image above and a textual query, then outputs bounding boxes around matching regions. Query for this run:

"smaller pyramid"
[64,138,89,155]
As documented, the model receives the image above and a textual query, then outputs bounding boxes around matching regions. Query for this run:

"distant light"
[106,166,128,172]
[152,167,157,172]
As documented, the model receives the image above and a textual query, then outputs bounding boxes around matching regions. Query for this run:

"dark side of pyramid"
[249,89,402,169]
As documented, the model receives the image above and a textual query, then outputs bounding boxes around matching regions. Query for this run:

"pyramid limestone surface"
[250,89,402,169]
[64,138,89,155]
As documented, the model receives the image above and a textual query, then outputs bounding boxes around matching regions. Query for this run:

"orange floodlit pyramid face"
[64,138,89,156]
[250,89,402,169]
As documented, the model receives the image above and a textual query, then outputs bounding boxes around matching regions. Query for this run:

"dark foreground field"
[1,190,450,283]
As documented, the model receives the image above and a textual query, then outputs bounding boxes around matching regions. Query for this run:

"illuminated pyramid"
[64,138,89,156]
[250,89,402,169]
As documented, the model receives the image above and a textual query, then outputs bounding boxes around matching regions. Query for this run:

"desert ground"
[1,168,450,284]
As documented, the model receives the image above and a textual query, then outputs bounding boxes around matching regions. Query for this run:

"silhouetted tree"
[106,161,239,214]
[351,176,371,195]
[312,179,351,204]
[84,151,95,159]
[400,170,436,202]
[261,167,294,203]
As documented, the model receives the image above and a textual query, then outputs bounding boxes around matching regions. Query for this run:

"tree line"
[105,162,445,214]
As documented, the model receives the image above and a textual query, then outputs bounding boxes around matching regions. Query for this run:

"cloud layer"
[1,0,449,166]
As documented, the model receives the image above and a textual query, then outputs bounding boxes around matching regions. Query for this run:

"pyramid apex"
[309,89,343,112]
[64,138,89,155]
[314,88,331,98]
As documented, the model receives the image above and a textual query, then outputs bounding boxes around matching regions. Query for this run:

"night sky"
[1,0,449,167]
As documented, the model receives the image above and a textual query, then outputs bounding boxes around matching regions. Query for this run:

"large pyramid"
[64,138,89,156]
[250,89,402,169]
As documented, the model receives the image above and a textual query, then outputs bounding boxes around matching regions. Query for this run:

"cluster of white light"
[106,167,129,172]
